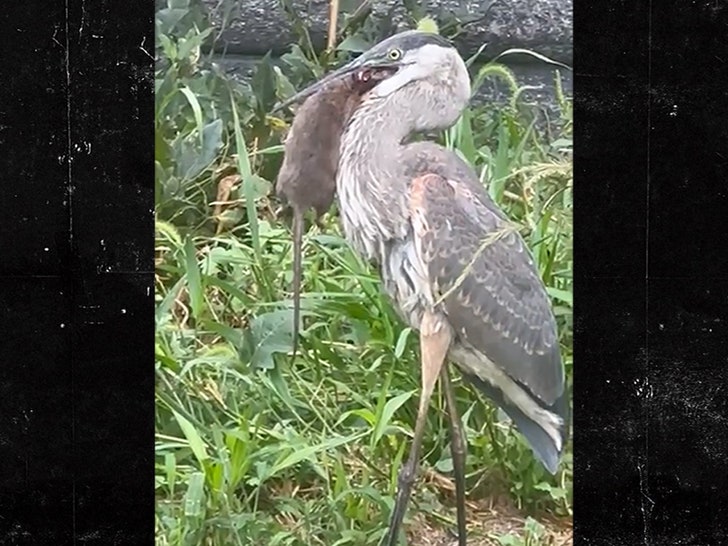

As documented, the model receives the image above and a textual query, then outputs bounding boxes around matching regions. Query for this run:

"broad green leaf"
[372,390,415,446]
[239,310,295,370]
[183,471,205,519]
[337,35,370,53]
[251,52,278,116]
[172,119,223,181]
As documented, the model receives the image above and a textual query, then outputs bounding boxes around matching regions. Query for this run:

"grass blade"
[230,92,261,263]
[268,432,367,478]
[172,409,209,465]
[494,48,573,70]
[179,86,205,144]
[183,236,204,320]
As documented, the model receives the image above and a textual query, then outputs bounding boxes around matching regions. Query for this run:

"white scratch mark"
[634,377,653,399]
[73,142,91,154]
[80,0,86,37]
[139,37,154,60]
[52,27,62,48]
[638,460,655,544]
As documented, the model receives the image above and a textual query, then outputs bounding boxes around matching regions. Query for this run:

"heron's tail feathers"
[462,372,570,474]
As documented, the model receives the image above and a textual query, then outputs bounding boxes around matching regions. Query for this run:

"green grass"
[155,2,572,544]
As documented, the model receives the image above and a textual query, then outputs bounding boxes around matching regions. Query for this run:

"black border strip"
[1,2,155,542]
[574,0,728,542]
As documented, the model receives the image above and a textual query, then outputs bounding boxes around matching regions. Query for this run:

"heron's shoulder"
[402,141,476,183]
[401,142,506,218]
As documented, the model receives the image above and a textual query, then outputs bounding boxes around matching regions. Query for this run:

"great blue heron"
[278,30,569,545]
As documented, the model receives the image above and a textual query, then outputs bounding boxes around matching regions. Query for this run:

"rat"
[275,66,395,359]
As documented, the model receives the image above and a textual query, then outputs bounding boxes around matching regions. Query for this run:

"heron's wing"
[409,172,563,405]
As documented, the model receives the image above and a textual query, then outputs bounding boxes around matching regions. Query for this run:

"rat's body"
[276,68,392,358]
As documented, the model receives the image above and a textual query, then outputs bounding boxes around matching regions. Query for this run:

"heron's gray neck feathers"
[337,98,412,261]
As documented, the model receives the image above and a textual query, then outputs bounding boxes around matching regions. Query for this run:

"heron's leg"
[382,312,451,546]
[440,365,467,546]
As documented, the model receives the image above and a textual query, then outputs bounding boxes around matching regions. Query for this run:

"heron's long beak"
[271,57,403,113]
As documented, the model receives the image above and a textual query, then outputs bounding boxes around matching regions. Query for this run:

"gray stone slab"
[212,53,572,121]
[202,0,572,63]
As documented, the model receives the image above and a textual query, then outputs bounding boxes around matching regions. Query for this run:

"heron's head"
[276,31,471,133]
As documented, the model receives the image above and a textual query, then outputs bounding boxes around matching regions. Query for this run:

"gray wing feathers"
[409,162,564,405]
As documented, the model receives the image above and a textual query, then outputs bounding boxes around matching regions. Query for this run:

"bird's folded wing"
[409,173,564,405]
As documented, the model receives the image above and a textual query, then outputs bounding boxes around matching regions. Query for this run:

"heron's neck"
[337,99,413,259]
[344,98,412,149]
[341,95,418,189]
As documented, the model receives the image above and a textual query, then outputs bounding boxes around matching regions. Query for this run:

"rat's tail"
[291,213,304,360]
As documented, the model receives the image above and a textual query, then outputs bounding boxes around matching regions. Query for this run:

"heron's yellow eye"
[387,48,402,60]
